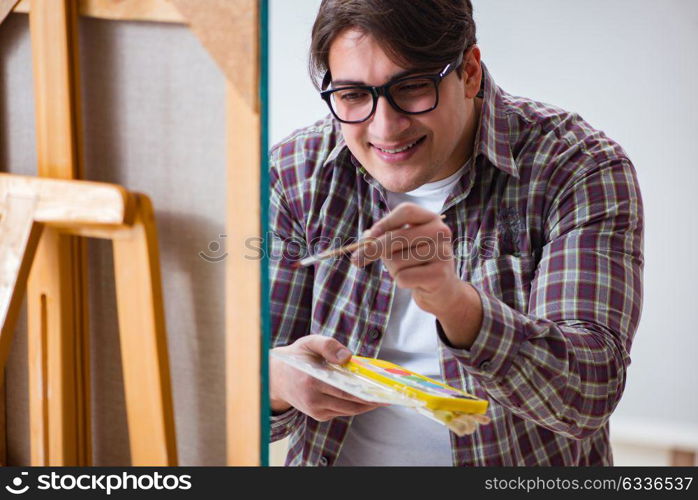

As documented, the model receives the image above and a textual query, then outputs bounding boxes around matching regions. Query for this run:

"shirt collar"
[475,61,519,179]
[325,119,349,164]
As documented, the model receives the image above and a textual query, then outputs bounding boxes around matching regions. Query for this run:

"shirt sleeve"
[438,156,644,440]
[268,147,314,441]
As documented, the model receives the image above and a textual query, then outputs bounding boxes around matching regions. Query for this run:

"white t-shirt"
[335,165,466,466]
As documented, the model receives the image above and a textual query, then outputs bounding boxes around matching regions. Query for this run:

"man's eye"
[337,90,370,103]
[394,80,431,94]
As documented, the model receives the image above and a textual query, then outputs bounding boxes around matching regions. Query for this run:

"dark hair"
[309,0,477,89]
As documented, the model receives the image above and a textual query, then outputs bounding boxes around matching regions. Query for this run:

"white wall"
[269,0,324,144]
[269,0,698,452]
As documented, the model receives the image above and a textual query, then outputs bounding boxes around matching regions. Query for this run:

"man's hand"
[350,202,483,348]
[270,335,386,421]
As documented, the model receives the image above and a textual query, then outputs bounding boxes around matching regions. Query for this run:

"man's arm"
[353,157,643,439]
[448,158,643,439]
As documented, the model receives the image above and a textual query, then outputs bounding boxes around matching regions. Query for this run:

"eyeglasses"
[319,52,464,124]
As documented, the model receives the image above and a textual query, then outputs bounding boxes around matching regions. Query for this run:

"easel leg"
[112,195,177,466]
[27,229,88,465]
[28,0,91,466]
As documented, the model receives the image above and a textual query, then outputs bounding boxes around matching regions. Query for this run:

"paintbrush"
[292,214,447,268]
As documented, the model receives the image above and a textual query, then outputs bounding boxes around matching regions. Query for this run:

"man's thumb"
[333,345,353,364]
[303,335,353,364]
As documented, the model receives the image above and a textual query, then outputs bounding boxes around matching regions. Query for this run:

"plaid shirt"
[269,62,644,466]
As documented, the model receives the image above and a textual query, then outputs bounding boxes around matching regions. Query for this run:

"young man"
[269,0,643,466]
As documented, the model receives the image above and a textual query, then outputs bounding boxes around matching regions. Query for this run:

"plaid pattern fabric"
[269,62,644,466]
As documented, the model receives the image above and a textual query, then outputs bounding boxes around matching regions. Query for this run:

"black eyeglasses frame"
[319,51,465,124]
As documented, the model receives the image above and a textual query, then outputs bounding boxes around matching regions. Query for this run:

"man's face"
[327,29,482,193]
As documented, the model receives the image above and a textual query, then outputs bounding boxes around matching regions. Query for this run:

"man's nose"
[368,95,411,138]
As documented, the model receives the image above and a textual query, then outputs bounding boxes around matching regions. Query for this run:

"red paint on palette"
[385,367,411,376]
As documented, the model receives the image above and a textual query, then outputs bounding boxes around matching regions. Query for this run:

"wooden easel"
[2,0,264,466]
[0,173,177,466]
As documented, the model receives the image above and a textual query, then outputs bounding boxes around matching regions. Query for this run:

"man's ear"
[462,45,482,99]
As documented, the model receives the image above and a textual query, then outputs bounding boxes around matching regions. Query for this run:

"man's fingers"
[393,260,451,291]
[280,336,390,421]
[297,334,353,364]
[318,380,381,405]
[319,394,385,416]
[302,387,387,421]
[352,206,450,267]
[366,202,437,237]
[314,405,382,421]
[352,221,451,267]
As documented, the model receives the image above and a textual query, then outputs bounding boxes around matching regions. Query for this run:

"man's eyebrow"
[331,67,428,87]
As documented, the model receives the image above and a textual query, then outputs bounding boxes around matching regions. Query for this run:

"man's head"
[310,0,482,193]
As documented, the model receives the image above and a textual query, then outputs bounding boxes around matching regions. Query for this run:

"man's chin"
[373,172,427,193]
[358,158,431,192]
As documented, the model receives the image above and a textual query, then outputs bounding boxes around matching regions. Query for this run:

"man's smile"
[369,136,427,162]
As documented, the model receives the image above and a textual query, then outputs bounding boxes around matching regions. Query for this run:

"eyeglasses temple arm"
[321,71,332,90]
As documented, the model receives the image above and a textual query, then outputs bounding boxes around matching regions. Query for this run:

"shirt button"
[319,456,329,466]
[478,359,491,371]
[368,327,381,341]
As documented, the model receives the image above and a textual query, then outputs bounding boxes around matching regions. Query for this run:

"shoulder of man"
[268,114,356,227]
[500,90,632,174]
[269,114,345,182]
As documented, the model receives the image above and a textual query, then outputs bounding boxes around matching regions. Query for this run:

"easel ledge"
[0,174,178,466]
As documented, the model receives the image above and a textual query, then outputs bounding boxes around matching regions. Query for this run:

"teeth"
[376,139,419,154]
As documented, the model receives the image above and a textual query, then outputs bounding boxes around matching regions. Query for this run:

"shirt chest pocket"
[466,254,538,313]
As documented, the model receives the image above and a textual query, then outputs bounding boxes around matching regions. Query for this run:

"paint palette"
[344,356,488,414]
[271,350,489,423]
[270,350,417,406]
[271,351,490,435]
